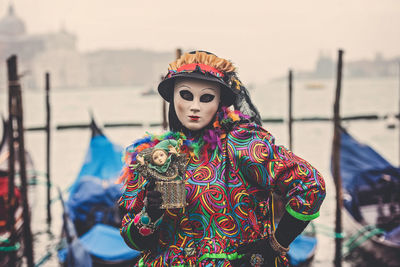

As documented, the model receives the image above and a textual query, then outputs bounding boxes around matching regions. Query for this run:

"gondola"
[338,128,400,267]
[0,118,36,267]
[58,119,140,266]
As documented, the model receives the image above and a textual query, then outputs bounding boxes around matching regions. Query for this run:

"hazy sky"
[2,0,400,83]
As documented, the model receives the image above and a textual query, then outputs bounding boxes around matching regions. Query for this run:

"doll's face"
[173,78,221,131]
[152,149,168,166]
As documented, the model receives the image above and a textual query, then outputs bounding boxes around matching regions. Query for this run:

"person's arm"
[120,211,159,251]
[234,212,310,266]
[120,186,163,251]
[231,124,326,221]
[118,145,164,251]
[230,124,325,265]
[273,211,310,250]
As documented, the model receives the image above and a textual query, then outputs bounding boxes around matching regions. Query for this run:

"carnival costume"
[118,51,326,267]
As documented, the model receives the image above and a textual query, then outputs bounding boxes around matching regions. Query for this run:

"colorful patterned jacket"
[118,123,326,266]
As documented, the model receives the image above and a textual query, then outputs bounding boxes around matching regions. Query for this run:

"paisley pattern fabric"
[119,123,325,266]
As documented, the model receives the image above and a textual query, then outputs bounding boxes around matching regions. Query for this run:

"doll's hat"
[158,51,240,106]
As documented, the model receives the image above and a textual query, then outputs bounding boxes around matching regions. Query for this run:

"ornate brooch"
[250,253,264,267]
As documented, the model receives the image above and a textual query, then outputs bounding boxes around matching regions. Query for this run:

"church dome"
[0,4,26,36]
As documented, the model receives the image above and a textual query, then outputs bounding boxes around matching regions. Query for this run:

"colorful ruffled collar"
[116,107,248,185]
[126,107,248,165]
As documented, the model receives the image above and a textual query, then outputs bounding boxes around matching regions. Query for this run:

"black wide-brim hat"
[158,66,238,106]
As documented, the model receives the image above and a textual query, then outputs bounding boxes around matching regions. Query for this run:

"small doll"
[135,139,187,209]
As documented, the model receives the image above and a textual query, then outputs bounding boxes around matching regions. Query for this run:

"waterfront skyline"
[1,0,399,83]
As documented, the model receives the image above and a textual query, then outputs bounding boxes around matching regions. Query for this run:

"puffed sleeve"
[118,144,149,250]
[227,123,326,221]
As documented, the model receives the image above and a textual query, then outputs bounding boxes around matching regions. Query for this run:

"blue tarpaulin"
[67,133,124,223]
[288,235,317,266]
[59,125,140,265]
[59,224,140,263]
[339,128,400,221]
[69,134,124,196]
[80,224,140,261]
[67,176,122,223]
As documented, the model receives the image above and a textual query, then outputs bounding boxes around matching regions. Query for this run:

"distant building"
[0,4,88,90]
[295,51,399,80]
[0,4,174,90]
[346,53,399,78]
[313,52,335,78]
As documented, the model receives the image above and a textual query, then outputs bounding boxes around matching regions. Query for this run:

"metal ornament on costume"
[135,139,187,209]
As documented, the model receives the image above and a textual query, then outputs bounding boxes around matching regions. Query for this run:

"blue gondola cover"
[60,128,141,264]
[288,235,317,266]
[339,129,400,221]
[79,224,140,261]
[69,134,124,196]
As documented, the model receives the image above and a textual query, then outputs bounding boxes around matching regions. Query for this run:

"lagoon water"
[0,77,398,266]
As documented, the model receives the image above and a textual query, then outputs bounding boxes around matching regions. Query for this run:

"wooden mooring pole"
[332,49,344,267]
[6,59,18,267]
[162,100,168,130]
[288,69,293,150]
[7,55,35,267]
[45,72,51,223]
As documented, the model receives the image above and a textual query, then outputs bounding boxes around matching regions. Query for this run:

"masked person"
[118,51,326,267]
